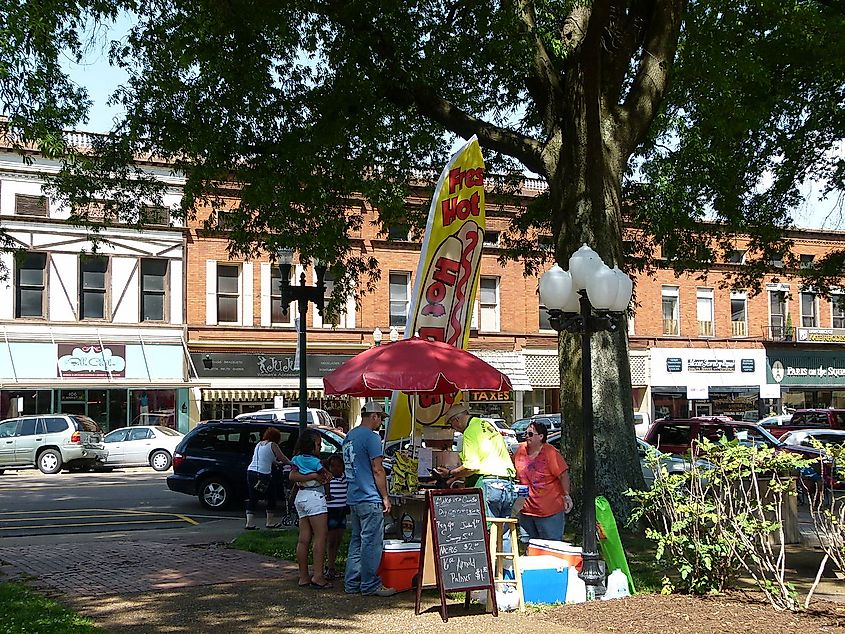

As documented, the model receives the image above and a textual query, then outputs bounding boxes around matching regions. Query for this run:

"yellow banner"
[386,137,486,440]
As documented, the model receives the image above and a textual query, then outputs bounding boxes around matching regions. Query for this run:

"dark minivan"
[167,419,342,509]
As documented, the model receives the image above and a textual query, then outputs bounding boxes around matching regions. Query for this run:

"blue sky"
[63,22,841,233]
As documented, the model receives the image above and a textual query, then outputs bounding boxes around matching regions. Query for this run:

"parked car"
[634,412,651,438]
[761,408,845,439]
[779,428,845,449]
[758,414,793,428]
[235,407,337,427]
[512,413,562,442]
[0,414,106,474]
[166,419,343,509]
[102,425,184,471]
[129,412,176,429]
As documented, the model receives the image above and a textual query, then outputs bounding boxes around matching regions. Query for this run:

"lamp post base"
[578,549,605,600]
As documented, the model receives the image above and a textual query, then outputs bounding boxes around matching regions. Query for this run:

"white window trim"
[389,271,411,328]
[832,292,845,328]
[661,286,680,335]
[477,276,500,332]
[800,290,818,328]
[215,262,243,326]
[313,270,356,329]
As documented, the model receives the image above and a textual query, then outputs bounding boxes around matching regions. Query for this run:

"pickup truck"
[759,409,845,439]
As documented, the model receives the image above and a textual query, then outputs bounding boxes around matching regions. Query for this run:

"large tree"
[2,0,844,521]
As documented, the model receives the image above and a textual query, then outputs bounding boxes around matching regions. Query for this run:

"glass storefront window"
[1,390,53,419]
[130,389,176,429]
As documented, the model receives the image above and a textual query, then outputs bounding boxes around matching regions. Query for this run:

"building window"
[270,266,293,325]
[483,231,501,248]
[769,290,787,338]
[727,250,746,264]
[769,256,784,269]
[662,286,679,335]
[539,305,552,331]
[140,259,168,322]
[478,276,500,331]
[15,252,47,318]
[80,256,109,320]
[141,206,171,226]
[216,211,237,231]
[216,264,240,324]
[15,194,48,217]
[696,288,714,337]
[730,292,748,337]
[799,254,815,269]
[801,292,818,327]
[387,224,410,241]
[389,272,410,327]
[833,296,845,329]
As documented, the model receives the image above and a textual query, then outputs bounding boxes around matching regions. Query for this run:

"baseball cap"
[361,401,387,418]
[442,402,469,423]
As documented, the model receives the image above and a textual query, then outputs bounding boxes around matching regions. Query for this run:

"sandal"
[298,581,312,588]
[245,526,258,531]
[324,569,336,580]
[266,523,283,529]
[309,581,333,590]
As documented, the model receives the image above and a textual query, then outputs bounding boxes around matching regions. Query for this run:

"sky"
[62,23,842,234]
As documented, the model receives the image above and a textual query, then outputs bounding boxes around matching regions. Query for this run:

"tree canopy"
[2,0,844,518]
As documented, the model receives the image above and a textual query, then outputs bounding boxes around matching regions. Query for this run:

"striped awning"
[201,389,325,401]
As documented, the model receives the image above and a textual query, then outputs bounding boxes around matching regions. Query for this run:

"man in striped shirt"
[324,453,348,581]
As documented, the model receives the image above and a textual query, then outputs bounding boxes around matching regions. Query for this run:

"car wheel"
[149,450,172,471]
[199,477,231,510]
[38,449,63,474]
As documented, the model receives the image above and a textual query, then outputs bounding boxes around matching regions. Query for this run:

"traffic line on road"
[0,518,188,531]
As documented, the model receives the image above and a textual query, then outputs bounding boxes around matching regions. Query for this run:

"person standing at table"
[434,402,518,549]
[513,420,572,542]
[342,400,397,597]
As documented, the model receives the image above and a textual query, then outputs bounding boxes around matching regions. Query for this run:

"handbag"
[253,478,269,494]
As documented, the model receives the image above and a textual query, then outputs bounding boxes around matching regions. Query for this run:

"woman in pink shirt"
[513,421,573,542]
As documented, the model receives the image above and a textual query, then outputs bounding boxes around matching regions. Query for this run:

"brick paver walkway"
[0,541,297,596]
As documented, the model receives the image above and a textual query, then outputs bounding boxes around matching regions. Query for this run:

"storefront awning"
[469,351,532,391]
[202,388,325,401]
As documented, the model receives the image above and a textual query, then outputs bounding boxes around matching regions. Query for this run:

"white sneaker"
[367,585,398,597]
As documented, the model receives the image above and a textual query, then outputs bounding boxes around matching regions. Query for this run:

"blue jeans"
[480,477,517,554]
[344,502,385,594]
[518,509,566,543]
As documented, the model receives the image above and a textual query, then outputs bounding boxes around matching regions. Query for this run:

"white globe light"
[586,264,619,310]
[569,244,604,291]
[539,265,573,310]
[609,267,634,312]
[562,284,582,313]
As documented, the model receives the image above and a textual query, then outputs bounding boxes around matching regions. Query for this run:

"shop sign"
[767,350,845,386]
[191,352,352,378]
[740,359,756,373]
[797,327,845,344]
[666,358,682,372]
[687,358,735,373]
[468,390,512,402]
[57,344,126,378]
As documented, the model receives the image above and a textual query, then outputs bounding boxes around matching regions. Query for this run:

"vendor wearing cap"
[433,402,517,548]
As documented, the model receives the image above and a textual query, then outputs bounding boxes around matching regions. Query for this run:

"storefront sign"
[666,358,682,372]
[766,350,845,386]
[191,352,351,378]
[686,385,709,399]
[57,344,126,378]
[468,390,512,402]
[688,358,735,373]
[740,359,756,373]
[797,327,845,344]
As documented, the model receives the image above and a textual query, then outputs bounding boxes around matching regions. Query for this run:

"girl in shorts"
[290,430,331,589]
[323,454,348,581]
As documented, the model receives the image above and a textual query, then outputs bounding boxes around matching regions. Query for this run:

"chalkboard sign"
[414,489,498,622]
[432,493,491,591]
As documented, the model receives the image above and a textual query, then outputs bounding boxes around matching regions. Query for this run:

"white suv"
[0,414,107,474]
[235,407,337,427]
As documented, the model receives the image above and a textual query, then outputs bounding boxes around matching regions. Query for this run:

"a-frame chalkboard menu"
[414,488,498,622]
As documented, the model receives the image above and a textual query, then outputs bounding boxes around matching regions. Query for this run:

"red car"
[760,409,845,439]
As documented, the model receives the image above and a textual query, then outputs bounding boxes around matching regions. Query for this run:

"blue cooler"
[520,555,569,604]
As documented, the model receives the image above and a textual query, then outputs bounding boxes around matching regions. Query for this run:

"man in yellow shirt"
[434,402,517,549]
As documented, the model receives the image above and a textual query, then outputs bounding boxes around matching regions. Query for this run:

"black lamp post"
[277,248,328,432]
[539,244,633,600]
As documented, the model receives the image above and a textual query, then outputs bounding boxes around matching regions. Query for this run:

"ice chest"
[376,540,420,592]
[520,555,569,604]
[527,539,583,571]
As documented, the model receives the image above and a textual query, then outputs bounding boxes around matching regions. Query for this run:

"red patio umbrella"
[322,337,512,397]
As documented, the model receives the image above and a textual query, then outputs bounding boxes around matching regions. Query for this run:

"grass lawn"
[0,582,102,633]
[232,528,350,569]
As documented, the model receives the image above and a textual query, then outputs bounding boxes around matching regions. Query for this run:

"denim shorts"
[295,488,327,518]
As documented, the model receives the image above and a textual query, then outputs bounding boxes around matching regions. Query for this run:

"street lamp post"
[277,248,328,432]
[538,244,633,600]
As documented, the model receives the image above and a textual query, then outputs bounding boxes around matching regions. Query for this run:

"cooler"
[526,539,583,571]
[376,540,421,592]
[520,555,569,604]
